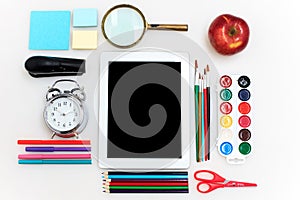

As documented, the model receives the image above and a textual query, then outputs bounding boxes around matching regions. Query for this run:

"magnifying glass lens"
[103,7,145,47]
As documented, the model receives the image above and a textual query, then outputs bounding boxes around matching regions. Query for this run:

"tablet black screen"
[107,61,181,158]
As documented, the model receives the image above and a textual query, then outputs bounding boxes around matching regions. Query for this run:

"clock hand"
[55,109,63,115]
[64,110,75,115]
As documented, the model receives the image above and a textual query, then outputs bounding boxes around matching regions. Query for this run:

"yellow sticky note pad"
[72,30,98,50]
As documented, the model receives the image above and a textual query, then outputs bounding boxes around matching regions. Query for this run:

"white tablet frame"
[98,51,190,169]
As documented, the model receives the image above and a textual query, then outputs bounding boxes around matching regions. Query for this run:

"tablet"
[98,51,190,169]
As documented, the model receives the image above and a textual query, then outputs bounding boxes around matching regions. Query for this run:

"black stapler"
[25,56,86,77]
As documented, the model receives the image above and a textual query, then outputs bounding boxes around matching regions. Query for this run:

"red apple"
[208,14,250,55]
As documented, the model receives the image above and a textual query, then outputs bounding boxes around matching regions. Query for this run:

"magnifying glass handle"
[148,24,188,31]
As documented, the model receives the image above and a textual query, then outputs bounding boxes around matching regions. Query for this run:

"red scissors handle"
[197,182,224,193]
[194,170,226,182]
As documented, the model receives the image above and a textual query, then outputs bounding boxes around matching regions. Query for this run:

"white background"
[1,0,299,199]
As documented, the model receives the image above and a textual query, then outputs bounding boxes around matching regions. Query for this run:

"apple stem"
[229,27,237,36]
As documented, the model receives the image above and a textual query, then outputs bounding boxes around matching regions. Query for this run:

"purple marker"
[25,146,91,152]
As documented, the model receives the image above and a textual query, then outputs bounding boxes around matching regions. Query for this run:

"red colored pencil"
[17,140,91,145]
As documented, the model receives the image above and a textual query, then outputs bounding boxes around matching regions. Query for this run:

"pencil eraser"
[73,8,98,27]
[29,11,71,50]
[72,30,98,50]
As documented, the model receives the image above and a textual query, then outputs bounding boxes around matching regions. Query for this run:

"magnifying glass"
[101,4,188,48]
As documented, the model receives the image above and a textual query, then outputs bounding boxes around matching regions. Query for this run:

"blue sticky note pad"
[73,8,98,27]
[29,11,71,50]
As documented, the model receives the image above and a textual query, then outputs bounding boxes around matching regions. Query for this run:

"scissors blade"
[225,180,257,188]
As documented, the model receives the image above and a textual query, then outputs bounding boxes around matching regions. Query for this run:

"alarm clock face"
[44,95,84,134]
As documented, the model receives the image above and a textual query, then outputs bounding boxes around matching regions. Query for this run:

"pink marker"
[18,154,91,160]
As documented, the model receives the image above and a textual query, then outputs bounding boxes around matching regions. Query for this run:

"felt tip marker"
[25,147,91,152]
[18,159,92,164]
[18,140,91,145]
[18,154,91,159]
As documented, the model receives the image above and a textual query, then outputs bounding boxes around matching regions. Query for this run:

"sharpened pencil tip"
[195,60,198,69]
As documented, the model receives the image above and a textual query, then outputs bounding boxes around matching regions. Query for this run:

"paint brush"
[200,75,205,162]
[206,65,211,160]
[198,74,203,162]
[203,70,208,161]
[194,60,199,162]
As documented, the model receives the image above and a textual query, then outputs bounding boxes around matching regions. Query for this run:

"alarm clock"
[43,79,88,138]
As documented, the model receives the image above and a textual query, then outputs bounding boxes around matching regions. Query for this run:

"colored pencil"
[102,171,188,175]
[103,182,188,186]
[194,60,199,162]
[18,140,91,145]
[104,178,188,182]
[103,175,188,179]
[18,154,91,159]
[25,146,91,152]
[103,170,189,194]
[103,189,188,193]
[18,159,92,164]
[104,186,188,190]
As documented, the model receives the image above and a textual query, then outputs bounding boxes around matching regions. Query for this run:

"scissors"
[194,170,257,193]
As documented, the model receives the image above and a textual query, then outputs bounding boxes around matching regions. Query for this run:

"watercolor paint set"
[217,74,252,164]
